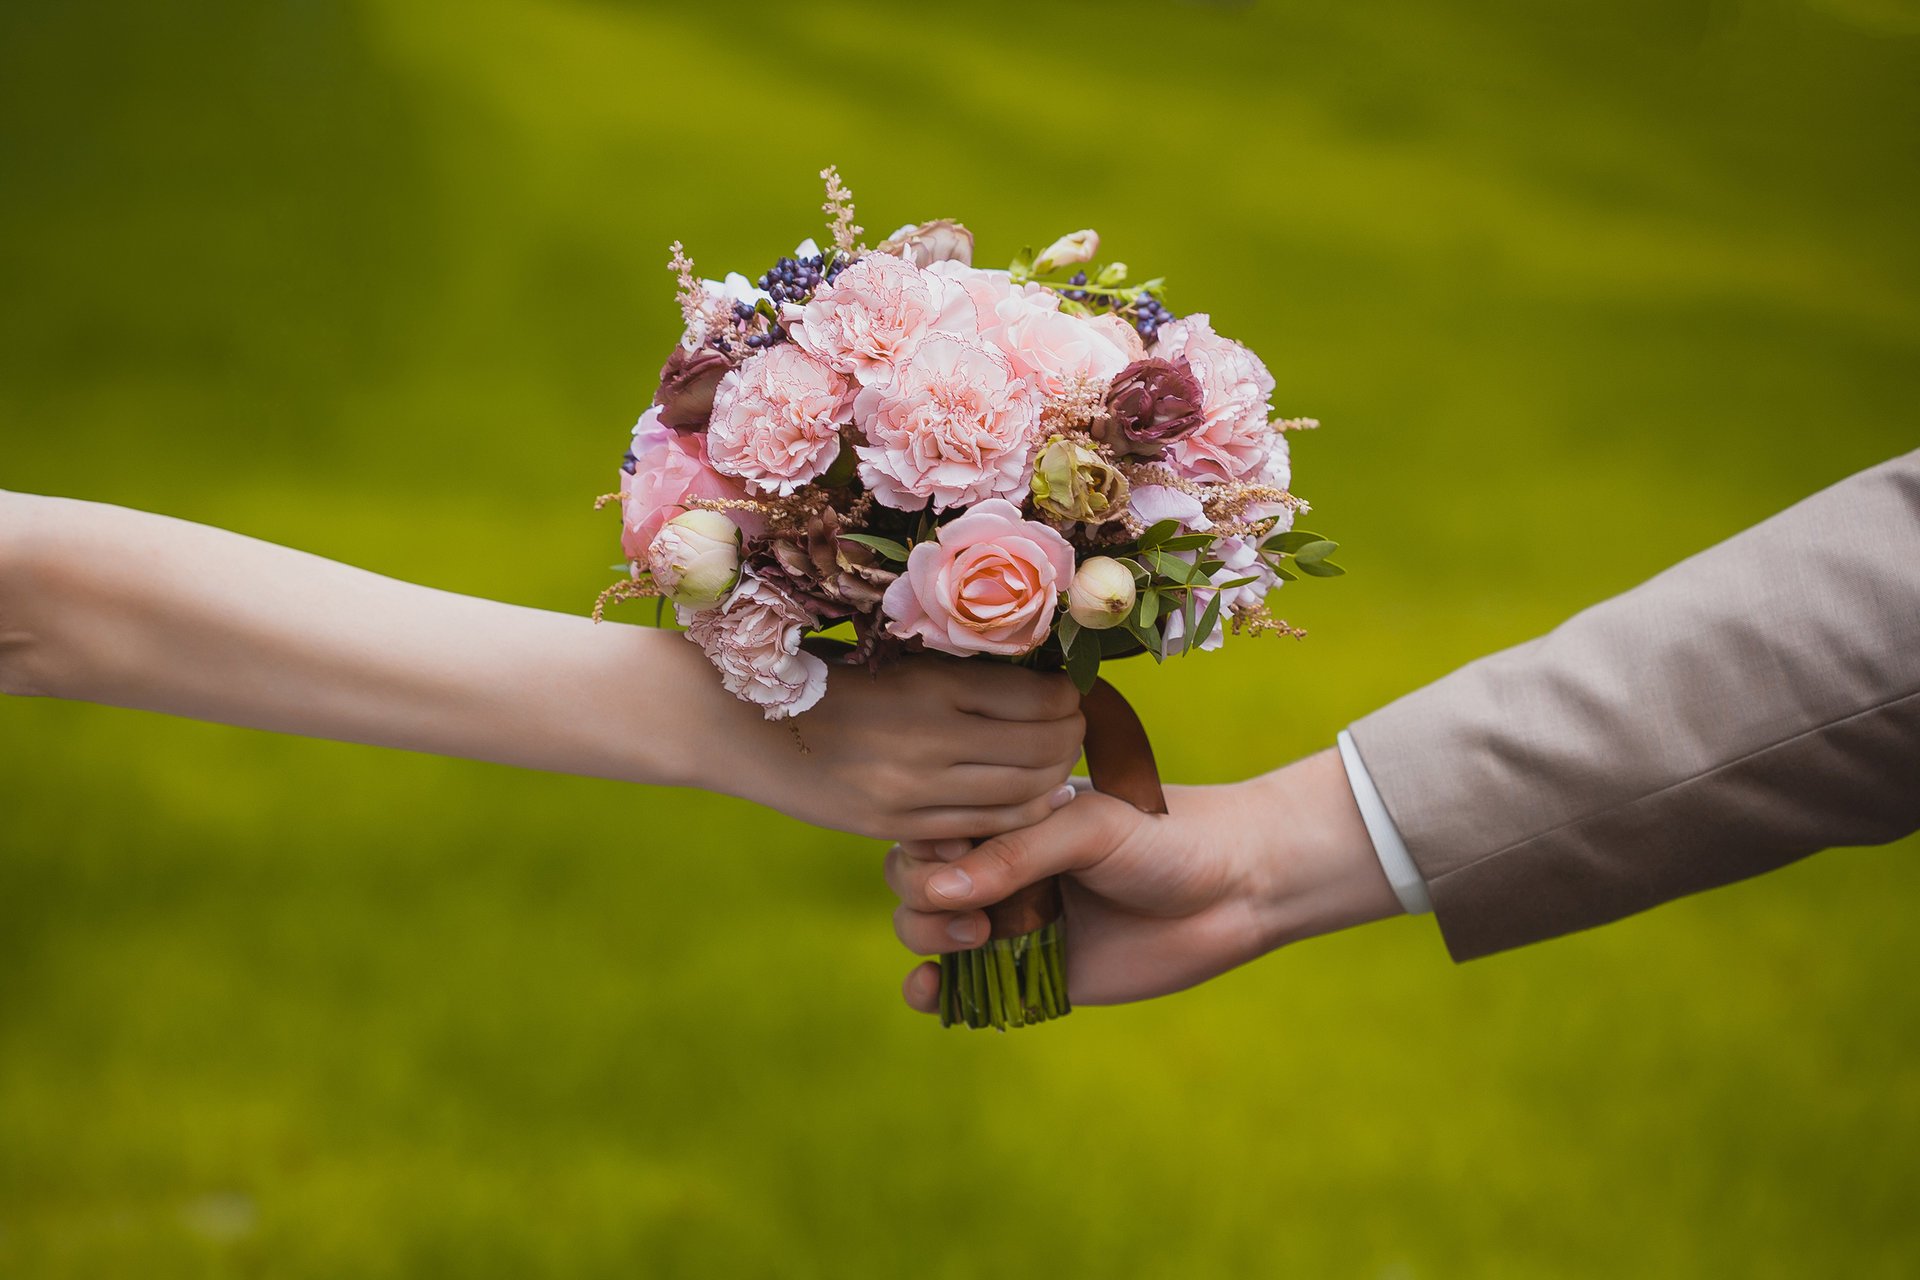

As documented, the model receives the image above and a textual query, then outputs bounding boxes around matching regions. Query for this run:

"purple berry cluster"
[1131,291,1176,339]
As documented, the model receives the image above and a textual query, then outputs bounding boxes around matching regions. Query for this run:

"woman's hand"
[1,493,1084,842]
[723,657,1085,841]
[883,748,1402,1009]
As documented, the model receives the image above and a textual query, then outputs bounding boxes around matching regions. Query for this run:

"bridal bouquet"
[598,169,1342,1029]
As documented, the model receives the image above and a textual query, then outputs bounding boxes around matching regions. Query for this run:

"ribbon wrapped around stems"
[938,677,1168,1030]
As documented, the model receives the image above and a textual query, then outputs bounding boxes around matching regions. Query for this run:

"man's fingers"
[891,794,1133,912]
[902,961,941,1014]
[893,902,990,953]
[947,663,1082,723]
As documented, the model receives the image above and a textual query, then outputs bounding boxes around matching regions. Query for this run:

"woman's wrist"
[1242,747,1404,955]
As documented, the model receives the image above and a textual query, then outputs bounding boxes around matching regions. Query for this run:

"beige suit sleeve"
[1347,450,1920,960]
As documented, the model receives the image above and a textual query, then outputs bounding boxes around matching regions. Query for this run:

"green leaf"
[1195,558,1224,577]
[1137,518,1180,550]
[1056,614,1081,658]
[1156,533,1216,552]
[1094,261,1128,287]
[1216,575,1261,590]
[841,533,910,563]
[1124,617,1163,660]
[1263,529,1329,554]
[1066,632,1101,693]
[1145,550,1199,583]
[1009,246,1035,279]
[1295,558,1346,578]
[1137,589,1160,629]
[1194,591,1225,650]
[1289,539,1339,567]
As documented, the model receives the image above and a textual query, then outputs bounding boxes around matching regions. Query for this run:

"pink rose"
[706,345,855,496]
[1151,314,1277,483]
[792,252,976,386]
[994,306,1134,399]
[683,571,828,720]
[1086,311,1148,363]
[620,431,764,561]
[927,261,1060,362]
[882,498,1075,657]
[853,333,1042,512]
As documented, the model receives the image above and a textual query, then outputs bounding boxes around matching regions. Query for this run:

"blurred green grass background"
[3,0,1918,1274]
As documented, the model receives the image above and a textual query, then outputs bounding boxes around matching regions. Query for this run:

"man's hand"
[883,748,1403,1009]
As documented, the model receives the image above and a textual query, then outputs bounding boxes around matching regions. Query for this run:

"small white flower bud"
[1034,229,1100,275]
[1067,556,1137,630]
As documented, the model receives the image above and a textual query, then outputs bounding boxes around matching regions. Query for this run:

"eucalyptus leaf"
[1295,558,1346,577]
[1138,589,1160,628]
[1157,533,1216,552]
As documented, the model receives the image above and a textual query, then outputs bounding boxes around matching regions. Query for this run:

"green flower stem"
[937,919,1071,1032]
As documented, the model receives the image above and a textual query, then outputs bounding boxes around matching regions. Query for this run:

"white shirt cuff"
[1336,729,1432,915]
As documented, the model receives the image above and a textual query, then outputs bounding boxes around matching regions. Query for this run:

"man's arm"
[1345,450,1920,958]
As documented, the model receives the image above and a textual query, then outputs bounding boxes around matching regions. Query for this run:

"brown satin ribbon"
[982,677,1168,939]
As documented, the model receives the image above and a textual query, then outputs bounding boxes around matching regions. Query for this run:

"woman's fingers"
[902,961,942,1014]
[939,662,1082,723]
[891,794,1136,911]
[929,763,1076,808]
[895,786,1076,842]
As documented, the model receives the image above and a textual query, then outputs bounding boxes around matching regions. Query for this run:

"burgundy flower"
[653,345,733,429]
[767,505,899,612]
[1094,357,1206,458]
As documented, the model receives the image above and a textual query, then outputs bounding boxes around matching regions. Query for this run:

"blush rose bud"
[876,219,975,268]
[1068,556,1138,631]
[1034,229,1100,275]
[1031,435,1130,524]
[646,509,741,610]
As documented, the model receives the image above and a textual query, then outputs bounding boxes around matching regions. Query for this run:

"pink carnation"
[882,498,1075,658]
[682,571,828,720]
[792,252,976,386]
[853,333,1042,512]
[620,430,763,561]
[706,345,855,496]
[1152,314,1277,483]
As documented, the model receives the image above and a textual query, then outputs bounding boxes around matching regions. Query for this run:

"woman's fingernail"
[1048,784,1076,810]
[928,867,973,901]
[948,916,983,945]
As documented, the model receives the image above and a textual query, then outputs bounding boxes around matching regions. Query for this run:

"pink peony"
[1152,314,1277,483]
[853,333,1042,511]
[882,498,1075,657]
[792,252,975,386]
[682,571,828,720]
[706,345,855,496]
[620,430,764,562]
